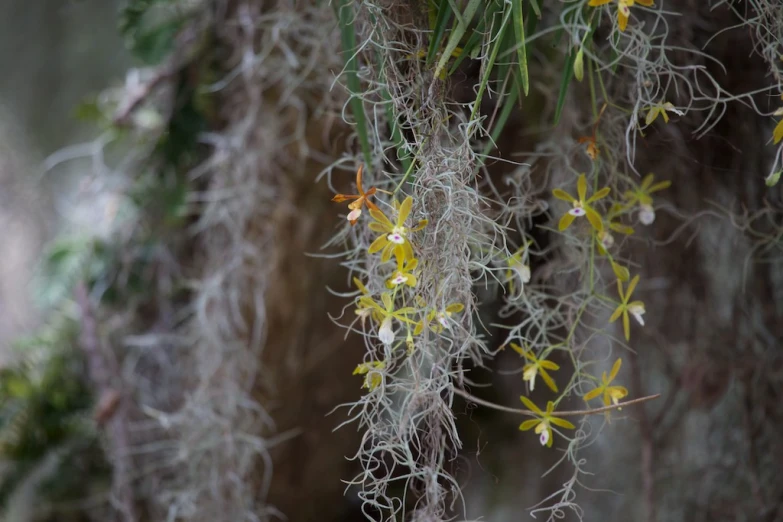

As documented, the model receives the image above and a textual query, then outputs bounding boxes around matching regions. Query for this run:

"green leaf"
[470,4,512,121]
[427,0,454,66]
[511,0,530,95]
[335,0,372,167]
[433,0,482,80]
[554,46,578,125]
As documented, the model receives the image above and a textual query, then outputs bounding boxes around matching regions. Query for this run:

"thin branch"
[453,387,661,417]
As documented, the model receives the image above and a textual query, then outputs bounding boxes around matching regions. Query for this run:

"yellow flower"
[609,275,645,341]
[386,250,418,288]
[624,173,670,225]
[588,0,655,32]
[552,173,611,232]
[505,243,532,295]
[644,101,683,125]
[510,343,560,393]
[332,164,379,225]
[414,302,464,335]
[583,358,629,406]
[353,361,385,391]
[610,259,631,282]
[597,203,634,254]
[368,196,428,262]
[518,396,575,448]
[358,292,418,346]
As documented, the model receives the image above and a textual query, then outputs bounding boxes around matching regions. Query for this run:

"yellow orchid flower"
[589,0,655,32]
[368,197,428,262]
[552,173,611,233]
[509,343,560,393]
[414,302,464,335]
[518,396,575,448]
[358,292,418,346]
[609,275,645,341]
[624,173,671,225]
[583,358,629,407]
[505,243,532,295]
[597,203,635,253]
[353,360,386,391]
[644,101,684,125]
[386,250,418,288]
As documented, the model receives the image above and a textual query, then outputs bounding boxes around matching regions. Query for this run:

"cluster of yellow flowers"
[333,166,464,392]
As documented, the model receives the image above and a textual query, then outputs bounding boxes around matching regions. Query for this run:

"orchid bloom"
[609,275,646,341]
[510,343,560,393]
[624,173,670,226]
[645,101,684,125]
[386,250,418,288]
[583,358,629,407]
[518,396,575,448]
[414,302,464,335]
[552,173,611,233]
[368,196,428,262]
[589,0,654,32]
[358,292,417,347]
[506,243,532,295]
[353,361,386,391]
[332,165,379,225]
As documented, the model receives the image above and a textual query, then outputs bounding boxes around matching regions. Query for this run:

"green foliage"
[119,0,186,64]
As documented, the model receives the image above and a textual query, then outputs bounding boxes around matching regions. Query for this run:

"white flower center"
[387,227,406,244]
[600,231,615,249]
[619,2,630,17]
[346,208,362,222]
[628,304,646,326]
[437,312,451,330]
[523,367,537,390]
[639,204,655,225]
[514,263,531,284]
[539,428,549,446]
[569,205,586,217]
[390,272,408,285]
[378,317,395,346]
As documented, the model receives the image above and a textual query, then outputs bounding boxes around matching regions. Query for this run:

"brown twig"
[453,387,661,417]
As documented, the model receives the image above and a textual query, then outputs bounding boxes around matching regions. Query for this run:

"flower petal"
[577,174,587,202]
[640,173,655,190]
[609,305,624,323]
[648,180,671,193]
[608,358,622,382]
[618,9,629,31]
[540,369,559,393]
[558,212,577,231]
[583,387,603,401]
[540,360,560,370]
[397,196,413,226]
[623,311,631,341]
[635,0,654,5]
[519,419,540,431]
[626,274,640,298]
[588,0,612,4]
[370,208,394,229]
[588,186,611,203]
[549,416,576,430]
[645,108,658,126]
[552,188,575,202]
[585,207,604,232]
[446,303,465,313]
[369,234,389,254]
[520,395,543,414]
[774,119,783,144]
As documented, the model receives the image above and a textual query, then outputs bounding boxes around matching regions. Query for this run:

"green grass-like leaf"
[511,0,530,96]
[336,0,373,167]
[434,0,482,79]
